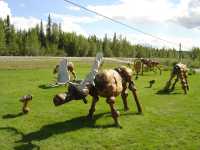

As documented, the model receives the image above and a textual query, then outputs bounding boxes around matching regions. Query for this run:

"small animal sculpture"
[53,61,76,81]
[149,80,155,88]
[53,54,142,127]
[20,94,32,113]
[163,63,189,94]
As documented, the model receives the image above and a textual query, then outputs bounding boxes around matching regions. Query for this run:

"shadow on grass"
[156,89,182,95]
[38,84,59,89]
[0,127,40,150]
[1,111,140,149]
[104,111,141,117]
[144,86,152,88]
[18,111,141,142]
[14,143,40,150]
[18,112,112,143]
[2,112,24,119]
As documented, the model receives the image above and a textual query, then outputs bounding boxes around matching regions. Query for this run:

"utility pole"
[179,43,182,62]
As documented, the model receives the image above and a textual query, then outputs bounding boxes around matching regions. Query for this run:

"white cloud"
[68,6,80,11]
[0,1,11,19]
[50,13,100,35]
[88,0,178,24]
[130,34,200,50]
[0,1,89,34]
[51,13,99,24]
[11,17,41,31]
[59,19,87,36]
[87,0,200,29]
[85,0,200,48]
[0,1,40,30]
[174,0,200,29]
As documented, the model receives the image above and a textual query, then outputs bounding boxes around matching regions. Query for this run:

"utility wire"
[63,0,189,50]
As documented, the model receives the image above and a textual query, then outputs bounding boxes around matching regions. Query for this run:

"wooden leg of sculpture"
[141,64,144,75]
[179,71,187,94]
[171,75,179,91]
[164,73,175,91]
[22,100,29,114]
[107,96,121,127]
[87,96,99,120]
[135,72,139,80]
[128,81,143,114]
[183,70,189,91]
[157,66,162,75]
[121,82,129,111]
[71,71,76,80]
[152,66,156,74]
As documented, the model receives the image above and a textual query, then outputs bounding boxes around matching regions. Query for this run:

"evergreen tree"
[9,25,18,55]
[0,19,6,55]
[46,14,52,43]
[102,34,112,57]
[39,20,46,48]
[26,28,40,55]
[5,15,12,50]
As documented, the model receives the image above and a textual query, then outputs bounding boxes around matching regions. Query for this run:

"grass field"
[0,57,200,150]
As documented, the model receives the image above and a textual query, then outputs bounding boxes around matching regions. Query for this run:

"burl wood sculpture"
[20,94,32,113]
[140,58,162,75]
[53,53,142,127]
[163,63,189,94]
[53,61,76,80]
[133,58,142,79]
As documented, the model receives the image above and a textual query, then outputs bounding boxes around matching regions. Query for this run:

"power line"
[63,0,188,50]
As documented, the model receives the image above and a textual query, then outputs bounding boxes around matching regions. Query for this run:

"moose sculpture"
[53,61,76,81]
[53,53,143,127]
[140,58,162,75]
[163,63,189,94]
[128,58,161,79]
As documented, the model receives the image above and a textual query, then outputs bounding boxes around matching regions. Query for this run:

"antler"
[57,59,70,84]
[80,52,103,89]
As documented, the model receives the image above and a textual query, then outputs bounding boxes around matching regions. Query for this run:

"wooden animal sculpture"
[133,59,142,79]
[53,53,142,127]
[140,58,162,75]
[53,61,76,81]
[149,80,155,88]
[163,63,189,94]
[20,94,32,113]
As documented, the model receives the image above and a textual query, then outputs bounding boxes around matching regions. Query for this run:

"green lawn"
[0,58,200,150]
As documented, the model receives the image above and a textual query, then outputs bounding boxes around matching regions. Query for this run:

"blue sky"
[0,0,200,50]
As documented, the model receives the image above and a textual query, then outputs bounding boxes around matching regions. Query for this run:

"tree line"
[0,15,200,60]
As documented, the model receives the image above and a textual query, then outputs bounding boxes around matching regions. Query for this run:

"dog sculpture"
[163,63,189,94]
[53,53,142,127]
